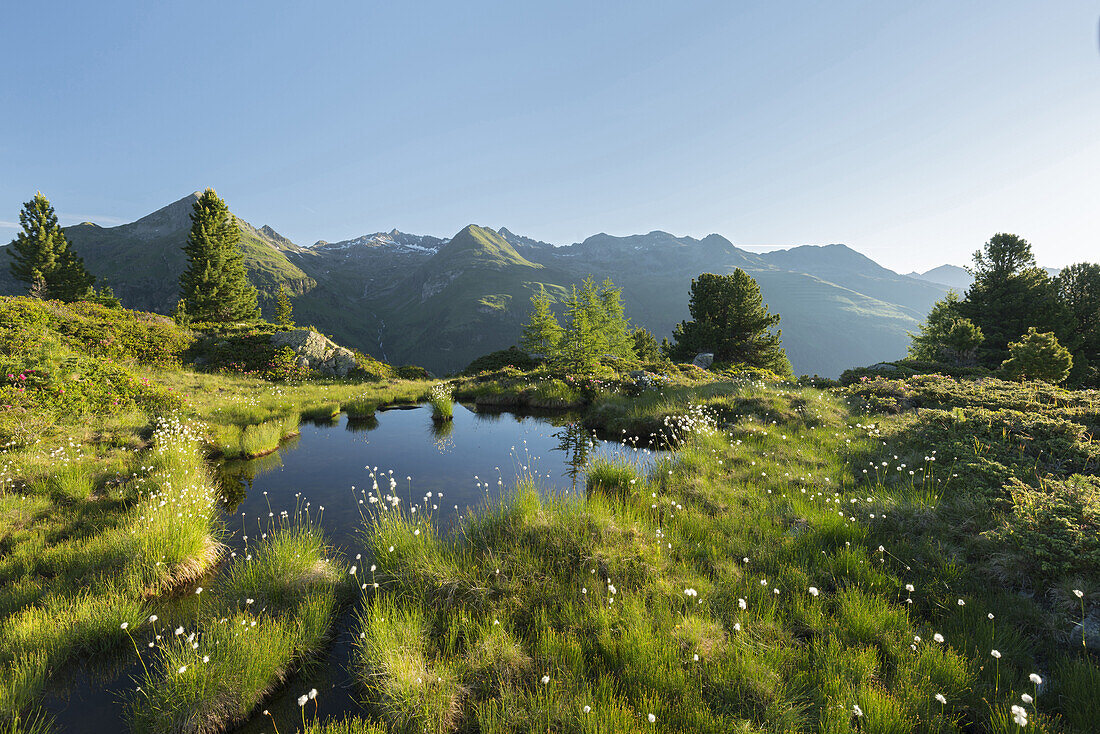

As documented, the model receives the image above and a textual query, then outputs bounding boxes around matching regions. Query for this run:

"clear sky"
[2,1,1097,272]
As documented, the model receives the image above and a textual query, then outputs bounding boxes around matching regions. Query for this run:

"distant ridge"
[906,264,972,291]
[2,193,981,377]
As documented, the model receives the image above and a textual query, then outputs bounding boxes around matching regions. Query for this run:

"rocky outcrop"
[271,329,358,377]
[692,352,714,370]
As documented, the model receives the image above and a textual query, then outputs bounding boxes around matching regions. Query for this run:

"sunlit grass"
[129,525,342,734]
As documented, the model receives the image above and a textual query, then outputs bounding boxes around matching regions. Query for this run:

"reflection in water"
[552,421,598,493]
[216,444,290,512]
[430,418,455,453]
[345,414,379,432]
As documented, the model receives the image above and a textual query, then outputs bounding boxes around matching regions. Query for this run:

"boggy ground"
[0,297,428,731]
[353,378,1097,733]
[2,296,1097,733]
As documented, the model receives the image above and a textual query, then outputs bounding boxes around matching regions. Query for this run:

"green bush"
[986,475,1100,585]
[839,359,991,385]
[263,346,310,382]
[395,364,432,380]
[462,347,540,375]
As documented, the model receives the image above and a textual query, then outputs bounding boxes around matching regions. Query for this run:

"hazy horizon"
[3,1,1097,273]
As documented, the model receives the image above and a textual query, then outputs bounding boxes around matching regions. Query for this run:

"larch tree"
[274,284,295,326]
[520,287,564,358]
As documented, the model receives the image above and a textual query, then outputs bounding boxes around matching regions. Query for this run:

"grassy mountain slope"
[363,226,566,369]
[0,193,316,314]
[1,195,951,377]
[760,244,948,319]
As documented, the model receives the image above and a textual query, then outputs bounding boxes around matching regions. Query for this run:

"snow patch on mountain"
[312,230,447,253]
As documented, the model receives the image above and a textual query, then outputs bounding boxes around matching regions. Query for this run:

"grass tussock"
[0,418,222,725]
[429,383,455,422]
[129,525,342,734]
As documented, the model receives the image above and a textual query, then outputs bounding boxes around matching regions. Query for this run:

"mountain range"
[2,192,975,376]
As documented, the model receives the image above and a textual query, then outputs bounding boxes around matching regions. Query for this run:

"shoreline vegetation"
[1,294,1098,733]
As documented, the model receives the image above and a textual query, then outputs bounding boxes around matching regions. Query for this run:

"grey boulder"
[271,329,359,377]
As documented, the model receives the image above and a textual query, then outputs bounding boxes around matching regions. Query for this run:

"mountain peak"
[259,224,296,249]
[121,192,201,235]
[433,224,540,269]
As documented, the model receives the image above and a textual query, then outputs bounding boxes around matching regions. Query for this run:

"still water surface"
[45,404,661,733]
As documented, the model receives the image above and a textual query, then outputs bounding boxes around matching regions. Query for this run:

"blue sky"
[2,1,1097,272]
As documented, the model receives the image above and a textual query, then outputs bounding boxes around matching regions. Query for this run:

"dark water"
[44,403,662,733]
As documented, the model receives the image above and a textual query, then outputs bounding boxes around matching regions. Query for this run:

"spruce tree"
[49,243,96,302]
[631,327,662,361]
[520,287,563,358]
[669,270,791,375]
[179,189,259,323]
[7,192,95,301]
[274,284,295,326]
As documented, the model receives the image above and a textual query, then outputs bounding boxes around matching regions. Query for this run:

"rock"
[692,352,714,370]
[332,347,357,375]
[1071,609,1100,649]
[271,329,359,377]
[870,362,899,371]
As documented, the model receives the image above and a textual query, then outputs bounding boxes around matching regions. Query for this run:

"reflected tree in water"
[551,421,598,493]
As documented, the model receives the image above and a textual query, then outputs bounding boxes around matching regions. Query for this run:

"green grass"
[129,525,343,734]
[302,717,386,734]
[352,381,1098,732]
[0,420,223,726]
[585,456,639,499]
[429,383,455,422]
[356,598,466,733]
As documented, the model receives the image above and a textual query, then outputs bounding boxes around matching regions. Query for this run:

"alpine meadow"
[1,4,1098,734]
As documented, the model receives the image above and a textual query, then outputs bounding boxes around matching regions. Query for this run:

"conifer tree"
[561,285,601,372]
[274,284,295,326]
[908,291,984,365]
[960,233,1069,365]
[596,278,634,358]
[669,270,791,375]
[173,299,191,326]
[179,189,259,323]
[520,287,563,358]
[1055,262,1100,385]
[631,327,662,361]
[1001,328,1073,384]
[7,192,95,301]
[49,243,96,302]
